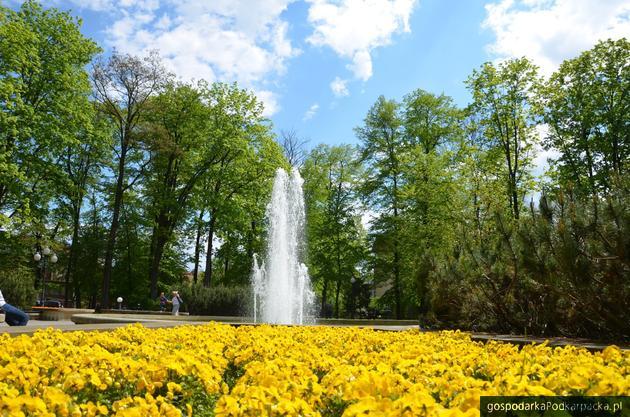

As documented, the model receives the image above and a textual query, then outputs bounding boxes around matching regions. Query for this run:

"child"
[159,292,168,312]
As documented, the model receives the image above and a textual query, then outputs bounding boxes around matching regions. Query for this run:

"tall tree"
[303,144,366,317]
[279,129,308,168]
[543,38,629,199]
[92,51,168,307]
[143,82,210,299]
[55,114,110,306]
[356,96,406,319]
[196,83,283,287]
[0,1,100,228]
[401,89,463,318]
[466,58,540,219]
[212,132,287,285]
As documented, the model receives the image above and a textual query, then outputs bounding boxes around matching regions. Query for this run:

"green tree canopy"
[0,0,100,227]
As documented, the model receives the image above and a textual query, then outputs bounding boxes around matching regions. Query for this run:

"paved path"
[0,319,212,336]
[0,318,76,329]
[1,317,626,351]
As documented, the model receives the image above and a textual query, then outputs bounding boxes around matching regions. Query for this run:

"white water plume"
[251,168,314,324]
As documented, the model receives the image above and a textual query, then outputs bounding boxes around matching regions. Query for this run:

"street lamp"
[34,247,58,305]
[117,297,123,310]
[350,277,357,319]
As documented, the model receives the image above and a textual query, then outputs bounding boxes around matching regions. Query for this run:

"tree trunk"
[334,278,341,318]
[335,227,342,318]
[224,242,230,279]
[321,278,329,317]
[64,207,81,307]
[246,220,256,260]
[511,179,520,219]
[149,212,174,299]
[392,176,402,320]
[192,210,205,284]
[125,218,134,298]
[74,280,81,308]
[149,234,167,299]
[101,146,127,308]
[393,243,401,319]
[203,210,217,287]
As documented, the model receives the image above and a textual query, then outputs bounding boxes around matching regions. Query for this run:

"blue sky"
[13,0,630,149]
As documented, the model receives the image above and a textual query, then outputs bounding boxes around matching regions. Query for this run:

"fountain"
[251,168,314,324]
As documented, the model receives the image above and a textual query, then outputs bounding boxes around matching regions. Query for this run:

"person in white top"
[0,289,29,326]
[170,290,183,316]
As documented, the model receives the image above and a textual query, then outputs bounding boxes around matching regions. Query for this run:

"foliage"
[0,265,36,309]
[0,0,100,228]
[180,284,252,316]
[92,50,170,307]
[355,96,406,319]
[303,144,368,318]
[466,57,540,220]
[542,38,629,198]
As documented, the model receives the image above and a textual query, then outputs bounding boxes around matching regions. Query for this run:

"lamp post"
[350,277,357,319]
[34,246,58,305]
[117,297,123,310]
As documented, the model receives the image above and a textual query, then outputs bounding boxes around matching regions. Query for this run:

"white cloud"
[307,0,416,81]
[302,103,320,121]
[52,0,114,11]
[483,0,630,75]
[71,0,300,116]
[255,90,281,117]
[55,0,159,12]
[330,76,349,97]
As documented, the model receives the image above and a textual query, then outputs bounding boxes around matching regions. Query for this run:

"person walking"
[159,292,168,312]
[170,290,183,316]
[0,289,29,326]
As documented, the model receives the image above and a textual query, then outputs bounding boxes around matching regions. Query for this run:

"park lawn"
[0,323,627,416]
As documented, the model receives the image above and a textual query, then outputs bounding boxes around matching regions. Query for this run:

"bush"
[0,265,37,309]
[179,284,252,316]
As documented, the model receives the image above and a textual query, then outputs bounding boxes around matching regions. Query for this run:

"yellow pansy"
[0,323,626,416]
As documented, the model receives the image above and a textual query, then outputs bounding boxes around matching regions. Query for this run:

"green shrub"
[179,284,252,316]
[0,265,37,309]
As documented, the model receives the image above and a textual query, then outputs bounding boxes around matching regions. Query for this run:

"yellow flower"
[0,322,625,417]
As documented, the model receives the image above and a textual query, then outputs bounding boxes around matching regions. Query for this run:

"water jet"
[251,168,314,324]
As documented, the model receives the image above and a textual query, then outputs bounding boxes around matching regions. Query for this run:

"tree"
[400,89,463,319]
[356,96,406,319]
[92,51,168,307]
[70,191,106,308]
[279,129,309,168]
[55,114,110,306]
[195,83,285,287]
[211,133,287,286]
[0,0,100,228]
[543,38,629,200]
[303,144,366,317]
[466,58,540,219]
[143,82,214,299]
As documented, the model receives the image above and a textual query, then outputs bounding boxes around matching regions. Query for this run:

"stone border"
[32,307,94,321]
[71,313,250,324]
[468,333,629,351]
[70,314,416,326]
[100,309,189,316]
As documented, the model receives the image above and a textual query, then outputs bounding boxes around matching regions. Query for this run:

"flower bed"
[0,324,627,416]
